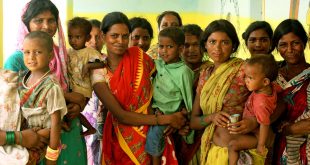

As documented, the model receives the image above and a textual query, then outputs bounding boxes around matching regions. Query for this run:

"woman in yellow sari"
[190,19,250,164]
[91,12,187,165]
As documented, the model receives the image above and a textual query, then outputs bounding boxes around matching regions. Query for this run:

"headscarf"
[15,1,68,91]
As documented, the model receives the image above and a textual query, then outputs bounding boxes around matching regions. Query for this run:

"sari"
[199,57,244,164]
[274,67,310,165]
[102,47,155,164]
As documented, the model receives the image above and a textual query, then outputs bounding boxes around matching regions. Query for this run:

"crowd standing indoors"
[2,1,310,164]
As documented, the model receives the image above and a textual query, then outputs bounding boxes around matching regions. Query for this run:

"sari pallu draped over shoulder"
[199,57,243,164]
[103,47,155,165]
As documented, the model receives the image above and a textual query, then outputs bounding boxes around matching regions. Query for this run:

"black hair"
[181,24,203,39]
[101,12,131,34]
[273,19,308,50]
[159,27,185,46]
[89,19,101,29]
[22,0,59,31]
[157,11,182,29]
[129,17,153,38]
[68,17,92,35]
[201,19,240,53]
[25,31,54,52]
[247,54,278,82]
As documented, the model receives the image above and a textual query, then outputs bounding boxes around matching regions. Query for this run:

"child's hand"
[81,127,96,137]
[46,159,57,165]
[82,64,90,78]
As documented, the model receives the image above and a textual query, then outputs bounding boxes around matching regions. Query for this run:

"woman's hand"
[211,111,230,128]
[277,121,290,134]
[22,128,48,151]
[178,122,190,136]
[46,159,57,165]
[228,117,258,134]
[168,109,187,129]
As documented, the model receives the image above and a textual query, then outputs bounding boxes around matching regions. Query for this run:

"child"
[145,27,195,164]
[228,54,280,165]
[86,19,105,53]
[19,31,67,164]
[67,17,105,136]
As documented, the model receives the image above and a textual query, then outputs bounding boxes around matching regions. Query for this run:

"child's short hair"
[25,31,53,52]
[247,54,278,82]
[159,27,185,45]
[68,17,92,35]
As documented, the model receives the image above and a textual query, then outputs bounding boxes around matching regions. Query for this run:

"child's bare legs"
[152,156,161,165]
[228,134,257,165]
[79,113,96,136]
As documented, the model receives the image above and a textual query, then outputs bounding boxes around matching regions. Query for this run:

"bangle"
[19,131,22,145]
[45,146,61,161]
[200,115,209,127]
[6,131,15,145]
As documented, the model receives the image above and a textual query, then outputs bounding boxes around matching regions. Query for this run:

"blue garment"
[145,125,167,156]
[4,50,28,72]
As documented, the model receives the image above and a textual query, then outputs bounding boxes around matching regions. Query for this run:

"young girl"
[228,54,280,165]
[67,17,105,136]
[19,31,67,164]
[145,27,194,164]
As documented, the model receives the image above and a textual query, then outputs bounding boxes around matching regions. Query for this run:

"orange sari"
[103,47,155,164]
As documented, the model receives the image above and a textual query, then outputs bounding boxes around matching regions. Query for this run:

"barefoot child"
[19,31,67,164]
[228,54,280,165]
[67,17,105,136]
[145,27,195,164]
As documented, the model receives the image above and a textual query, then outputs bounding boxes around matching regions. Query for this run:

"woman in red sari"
[92,12,187,165]
[272,19,310,165]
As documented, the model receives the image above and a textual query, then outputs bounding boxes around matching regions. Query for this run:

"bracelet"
[45,146,61,161]
[19,131,22,145]
[6,131,15,145]
[200,115,209,127]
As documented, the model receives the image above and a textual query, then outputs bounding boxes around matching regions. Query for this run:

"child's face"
[244,63,267,92]
[86,26,104,52]
[158,36,182,64]
[23,38,53,73]
[68,27,89,50]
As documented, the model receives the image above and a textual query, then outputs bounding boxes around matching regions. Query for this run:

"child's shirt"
[68,47,104,98]
[18,71,67,128]
[152,59,194,114]
[243,83,282,125]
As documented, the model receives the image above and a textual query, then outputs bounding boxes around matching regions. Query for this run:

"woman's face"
[246,29,271,55]
[205,31,233,67]
[86,26,104,52]
[29,10,57,37]
[159,14,180,31]
[129,27,151,52]
[103,23,129,57]
[277,32,305,65]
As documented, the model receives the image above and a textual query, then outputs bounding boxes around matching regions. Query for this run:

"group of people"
[0,0,310,165]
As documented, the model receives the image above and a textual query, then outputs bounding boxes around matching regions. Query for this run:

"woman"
[242,21,274,56]
[128,17,153,52]
[189,19,250,164]
[272,19,310,165]
[147,11,182,59]
[4,0,87,164]
[92,12,187,164]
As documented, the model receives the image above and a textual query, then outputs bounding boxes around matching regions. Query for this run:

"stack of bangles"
[6,131,23,145]
[200,115,209,127]
[45,146,61,161]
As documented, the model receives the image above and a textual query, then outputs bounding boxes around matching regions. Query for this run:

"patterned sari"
[274,67,310,165]
[102,47,155,164]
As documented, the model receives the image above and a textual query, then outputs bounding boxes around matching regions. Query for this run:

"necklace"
[25,70,51,89]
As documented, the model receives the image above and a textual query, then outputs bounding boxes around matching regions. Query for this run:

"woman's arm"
[282,119,310,136]
[93,82,187,129]
[64,92,87,119]
[190,92,230,130]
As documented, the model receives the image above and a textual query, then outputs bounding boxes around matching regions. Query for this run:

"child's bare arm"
[49,111,61,149]
[82,62,105,78]
[257,124,269,155]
